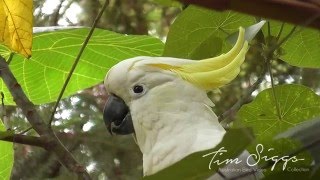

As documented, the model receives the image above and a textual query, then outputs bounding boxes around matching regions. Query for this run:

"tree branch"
[0,56,91,180]
[50,0,64,26]
[179,0,320,30]
[0,132,45,147]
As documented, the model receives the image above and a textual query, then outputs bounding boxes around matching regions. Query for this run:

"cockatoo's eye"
[130,84,147,97]
[131,84,147,96]
[133,85,144,93]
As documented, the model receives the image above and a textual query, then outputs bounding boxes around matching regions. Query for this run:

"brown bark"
[180,0,320,30]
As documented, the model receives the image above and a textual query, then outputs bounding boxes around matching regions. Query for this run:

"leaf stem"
[267,21,271,37]
[48,0,110,127]
[264,25,297,121]
[276,23,285,41]
[267,60,282,120]
[270,26,297,53]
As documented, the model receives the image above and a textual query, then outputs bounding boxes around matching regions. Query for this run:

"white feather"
[105,56,263,178]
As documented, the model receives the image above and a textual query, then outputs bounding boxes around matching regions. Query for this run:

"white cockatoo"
[103,27,261,179]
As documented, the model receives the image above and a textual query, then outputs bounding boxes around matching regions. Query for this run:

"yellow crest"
[149,27,249,90]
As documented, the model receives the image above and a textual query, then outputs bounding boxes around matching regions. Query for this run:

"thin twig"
[59,0,73,17]
[219,64,267,124]
[48,0,110,127]
[270,26,297,53]
[270,10,320,53]
[51,0,64,26]
[219,30,267,124]
[19,126,33,135]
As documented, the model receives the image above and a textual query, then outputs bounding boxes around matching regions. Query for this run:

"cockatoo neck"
[129,78,226,176]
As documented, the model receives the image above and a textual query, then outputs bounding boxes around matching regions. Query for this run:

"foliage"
[0,121,13,180]
[163,6,255,59]
[0,28,164,105]
[236,84,320,153]
[235,84,320,173]
[262,21,320,68]
[0,0,319,179]
[160,5,320,177]
[0,0,33,57]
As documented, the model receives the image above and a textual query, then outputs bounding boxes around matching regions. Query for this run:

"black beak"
[103,95,134,135]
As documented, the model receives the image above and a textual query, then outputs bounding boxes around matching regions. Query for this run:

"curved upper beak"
[103,95,134,135]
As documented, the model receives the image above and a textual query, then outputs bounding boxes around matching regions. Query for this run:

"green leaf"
[163,5,254,59]
[143,128,254,180]
[263,168,319,180]
[188,34,222,60]
[263,21,320,68]
[0,122,13,180]
[235,84,320,168]
[0,28,164,105]
[276,118,320,174]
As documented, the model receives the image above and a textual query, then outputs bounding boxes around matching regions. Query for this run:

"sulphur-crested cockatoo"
[103,27,261,179]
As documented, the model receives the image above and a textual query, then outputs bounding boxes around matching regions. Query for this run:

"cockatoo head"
[103,27,248,175]
[104,27,247,135]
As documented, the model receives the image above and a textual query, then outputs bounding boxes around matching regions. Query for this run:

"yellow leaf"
[0,0,33,58]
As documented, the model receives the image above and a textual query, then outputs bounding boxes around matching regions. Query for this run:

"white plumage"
[104,28,262,178]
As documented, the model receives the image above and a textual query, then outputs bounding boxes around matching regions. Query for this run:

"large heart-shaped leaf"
[235,84,320,169]
[0,28,164,105]
[163,5,254,59]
